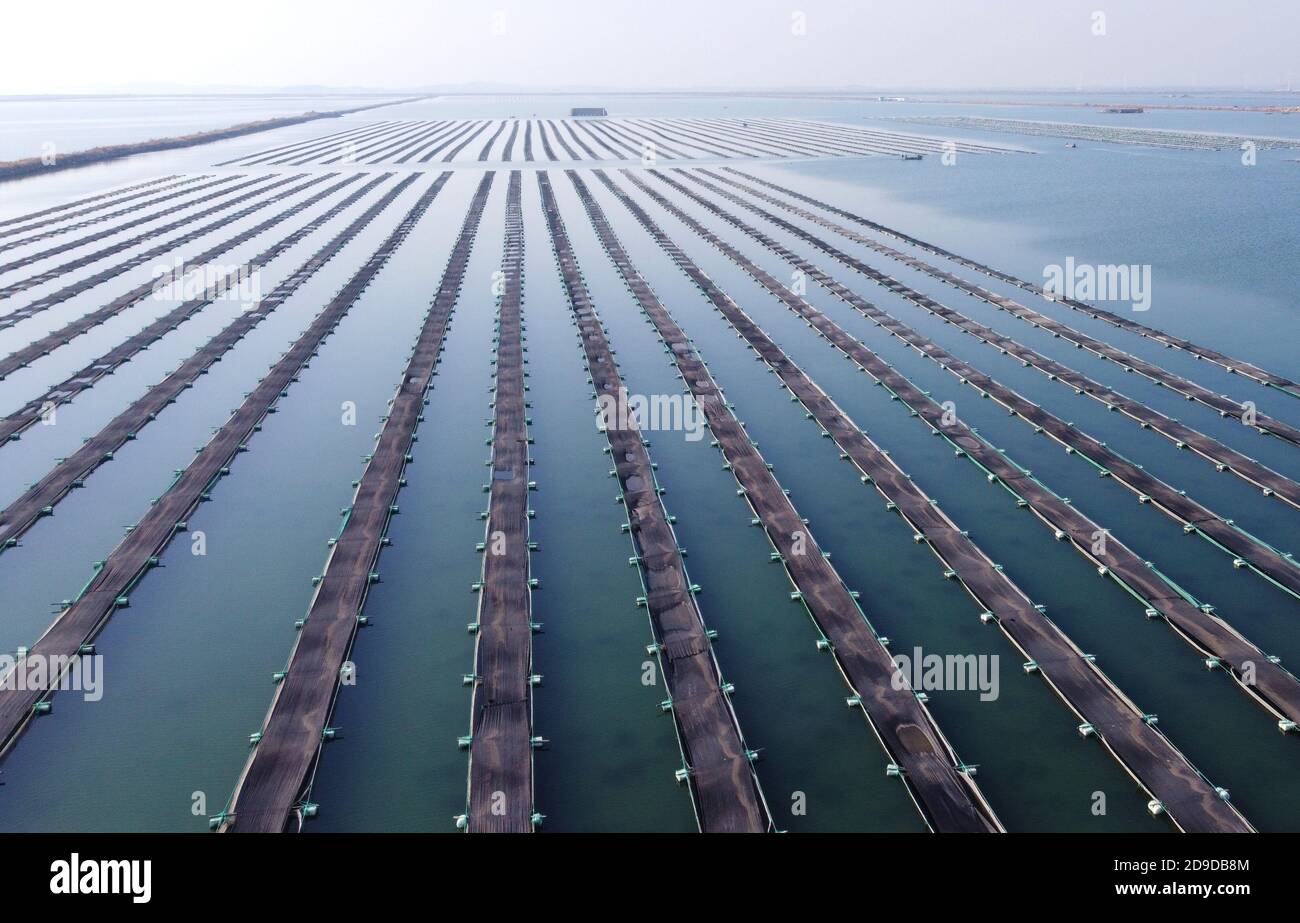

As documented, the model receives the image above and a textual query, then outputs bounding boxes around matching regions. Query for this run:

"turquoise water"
[0,93,1296,831]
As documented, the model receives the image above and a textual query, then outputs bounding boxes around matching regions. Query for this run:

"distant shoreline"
[0,96,426,183]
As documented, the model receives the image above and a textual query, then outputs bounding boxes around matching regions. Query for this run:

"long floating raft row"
[637,119,761,159]
[728,119,874,157]
[0,175,191,233]
[0,173,308,302]
[703,170,1300,492]
[574,121,616,159]
[216,118,1028,166]
[586,122,639,159]
[219,172,491,833]
[0,171,344,370]
[422,122,482,161]
[569,169,1003,833]
[330,121,451,165]
[601,122,693,161]
[651,117,835,158]
[559,121,599,160]
[441,121,492,163]
[477,121,509,161]
[655,118,844,159]
[267,121,414,165]
[0,176,245,254]
[405,121,486,164]
[537,171,772,833]
[647,117,1024,159]
[366,120,452,164]
[629,167,1300,745]
[215,120,401,166]
[795,94,1300,115]
[309,122,424,166]
[677,171,1300,599]
[765,117,1021,155]
[501,120,520,162]
[543,121,577,161]
[0,174,415,553]
[263,120,429,167]
[0,173,379,448]
[882,116,1300,152]
[583,122,634,159]
[0,173,442,762]
[544,121,574,161]
[461,171,539,833]
[1,120,1293,834]
[534,121,563,160]
[0,176,210,241]
[0,174,252,274]
[722,168,1300,400]
[725,121,877,158]
[691,122,825,158]
[224,121,408,167]
[593,167,1254,833]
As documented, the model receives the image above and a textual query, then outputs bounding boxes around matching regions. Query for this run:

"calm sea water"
[0,95,404,162]
[0,93,1296,831]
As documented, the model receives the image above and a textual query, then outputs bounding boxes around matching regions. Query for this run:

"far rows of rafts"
[214,117,1021,167]
[0,163,1296,832]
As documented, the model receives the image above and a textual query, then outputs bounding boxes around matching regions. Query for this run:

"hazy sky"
[5,0,1297,94]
